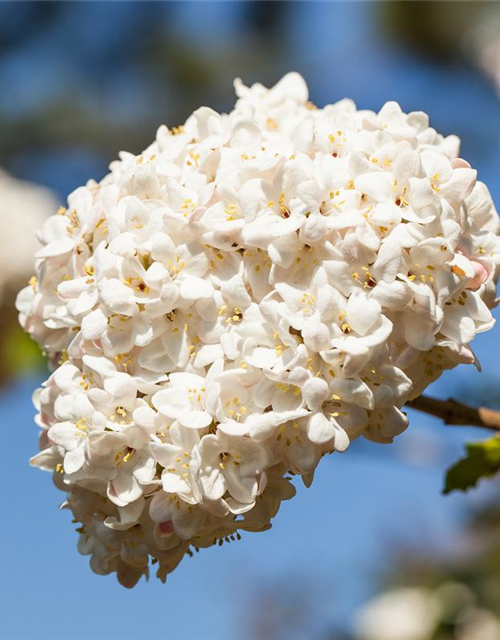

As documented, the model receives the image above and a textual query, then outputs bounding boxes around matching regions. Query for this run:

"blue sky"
[1,374,486,640]
[1,3,500,639]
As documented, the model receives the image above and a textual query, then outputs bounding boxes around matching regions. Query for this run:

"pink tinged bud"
[468,261,489,290]
[159,520,175,534]
[457,346,475,364]
[40,411,51,426]
[39,430,49,449]
[451,158,471,169]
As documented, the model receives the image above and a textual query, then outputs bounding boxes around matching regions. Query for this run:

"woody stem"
[407,395,500,432]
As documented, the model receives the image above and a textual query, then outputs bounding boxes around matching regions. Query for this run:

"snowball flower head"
[19,73,500,586]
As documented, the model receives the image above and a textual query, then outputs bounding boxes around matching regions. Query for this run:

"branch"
[407,395,500,432]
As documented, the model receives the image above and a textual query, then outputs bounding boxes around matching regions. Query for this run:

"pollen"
[451,265,466,277]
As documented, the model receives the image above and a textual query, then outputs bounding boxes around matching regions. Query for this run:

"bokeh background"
[3,2,500,639]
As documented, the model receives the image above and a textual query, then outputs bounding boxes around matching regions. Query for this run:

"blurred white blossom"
[458,609,500,640]
[463,11,500,98]
[355,587,440,640]
[354,583,500,640]
[18,73,500,585]
[0,170,56,304]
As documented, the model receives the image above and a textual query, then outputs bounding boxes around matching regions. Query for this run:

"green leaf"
[444,437,500,494]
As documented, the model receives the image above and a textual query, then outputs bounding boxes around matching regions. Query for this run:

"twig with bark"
[408,396,500,432]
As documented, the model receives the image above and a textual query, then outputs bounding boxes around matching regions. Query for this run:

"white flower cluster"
[19,73,500,586]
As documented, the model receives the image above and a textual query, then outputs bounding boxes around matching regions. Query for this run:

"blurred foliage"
[0,1,291,190]
[444,438,500,495]
[246,576,350,640]
[0,294,45,385]
[0,2,59,50]
[379,1,490,62]
[376,501,500,639]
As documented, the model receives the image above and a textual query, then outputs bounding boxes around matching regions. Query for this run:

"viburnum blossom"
[18,73,500,586]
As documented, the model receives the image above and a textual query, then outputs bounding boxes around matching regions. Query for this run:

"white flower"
[150,423,200,500]
[192,431,272,506]
[152,372,216,429]
[20,72,500,584]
